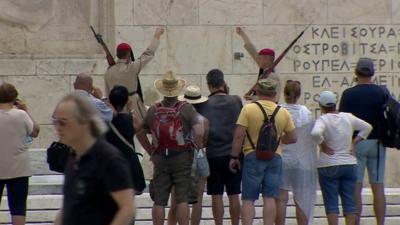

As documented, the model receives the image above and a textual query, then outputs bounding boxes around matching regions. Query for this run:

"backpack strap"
[246,130,256,150]
[248,102,281,150]
[174,101,187,112]
[254,101,269,122]
[246,102,267,150]
[271,106,281,144]
[154,101,186,114]
[154,102,163,112]
[253,102,281,122]
[270,106,281,122]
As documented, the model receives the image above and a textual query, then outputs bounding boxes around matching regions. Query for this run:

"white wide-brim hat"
[178,85,208,104]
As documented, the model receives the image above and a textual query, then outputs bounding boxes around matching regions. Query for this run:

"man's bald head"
[74,73,93,92]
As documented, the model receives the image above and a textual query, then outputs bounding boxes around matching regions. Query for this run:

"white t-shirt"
[311,112,372,168]
[281,104,316,160]
[0,108,34,179]
[280,104,312,129]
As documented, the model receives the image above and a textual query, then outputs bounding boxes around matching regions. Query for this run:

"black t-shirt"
[62,139,132,225]
[106,113,135,157]
[201,95,242,158]
[105,113,146,192]
[339,84,387,139]
[193,102,208,116]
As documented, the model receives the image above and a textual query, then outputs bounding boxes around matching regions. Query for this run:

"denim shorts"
[318,165,357,215]
[355,139,386,184]
[242,152,282,200]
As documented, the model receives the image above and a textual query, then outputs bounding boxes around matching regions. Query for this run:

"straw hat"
[178,85,208,104]
[154,71,186,97]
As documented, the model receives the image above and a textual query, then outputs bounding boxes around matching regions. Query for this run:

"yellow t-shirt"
[236,100,296,155]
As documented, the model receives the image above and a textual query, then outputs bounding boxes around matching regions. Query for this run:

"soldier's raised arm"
[135,27,165,69]
[236,27,262,68]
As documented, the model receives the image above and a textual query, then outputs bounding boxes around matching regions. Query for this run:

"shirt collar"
[117,59,130,64]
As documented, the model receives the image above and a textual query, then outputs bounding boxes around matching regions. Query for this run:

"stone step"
[1,191,400,224]
[2,190,400,210]
[16,218,400,225]
[2,175,64,196]
[1,205,400,224]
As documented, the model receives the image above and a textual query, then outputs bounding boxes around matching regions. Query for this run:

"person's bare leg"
[242,200,255,225]
[354,183,363,225]
[176,202,190,225]
[275,189,288,225]
[228,194,240,225]
[344,213,356,225]
[11,216,25,225]
[168,187,177,225]
[153,205,166,225]
[326,213,338,225]
[211,195,224,225]
[295,202,308,225]
[263,197,276,225]
[191,178,206,225]
[371,183,386,225]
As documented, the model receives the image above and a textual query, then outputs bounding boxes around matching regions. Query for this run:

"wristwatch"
[230,155,239,160]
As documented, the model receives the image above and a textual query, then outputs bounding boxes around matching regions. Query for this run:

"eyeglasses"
[52,118,68,127]
[286,80,301,84]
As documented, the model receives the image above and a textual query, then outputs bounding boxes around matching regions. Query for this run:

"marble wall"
[0,0,399,186]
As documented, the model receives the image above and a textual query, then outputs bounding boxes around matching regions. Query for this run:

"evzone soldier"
[98,27,165,120]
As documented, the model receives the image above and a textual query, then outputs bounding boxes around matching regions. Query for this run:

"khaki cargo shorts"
[150,150,194,206]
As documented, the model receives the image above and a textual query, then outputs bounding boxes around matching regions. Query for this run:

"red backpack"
[151,101,190,151]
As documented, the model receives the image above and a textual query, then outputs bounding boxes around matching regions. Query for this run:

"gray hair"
[57,93,107,138]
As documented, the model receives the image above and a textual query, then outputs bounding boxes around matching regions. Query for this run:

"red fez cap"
[258,48,275,58]
[116,43,132,53]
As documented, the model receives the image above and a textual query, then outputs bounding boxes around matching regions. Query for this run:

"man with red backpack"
[136,71,202,225]
[229,78,297,225]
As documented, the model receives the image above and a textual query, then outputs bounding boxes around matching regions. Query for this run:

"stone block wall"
[0,0,399,186]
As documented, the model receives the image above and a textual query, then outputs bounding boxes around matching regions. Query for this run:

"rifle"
[244,24,311,100]
[90,25,116,67]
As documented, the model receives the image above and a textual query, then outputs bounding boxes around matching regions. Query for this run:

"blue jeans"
[355,139,386,184]
[318,165,357,215]
[242,152,282,200]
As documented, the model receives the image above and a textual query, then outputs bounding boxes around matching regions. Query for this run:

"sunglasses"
[286,80,301,84]
[52,118,68,127]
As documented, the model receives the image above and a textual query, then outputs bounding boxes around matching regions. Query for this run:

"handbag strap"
[109,123,143,157]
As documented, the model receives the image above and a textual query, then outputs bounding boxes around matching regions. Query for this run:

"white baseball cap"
[318,91,337,107]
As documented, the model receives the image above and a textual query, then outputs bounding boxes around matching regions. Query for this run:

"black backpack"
[247,102,281,160]
[46,141,71,173]
[380,87,400,149]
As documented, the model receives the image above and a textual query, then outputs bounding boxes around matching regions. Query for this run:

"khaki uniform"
[244,42,282,102]
[105,39,160,120]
